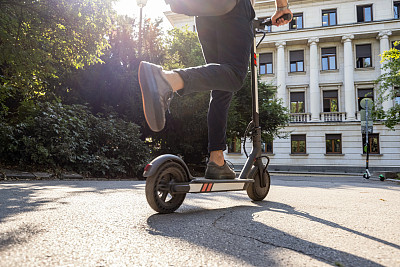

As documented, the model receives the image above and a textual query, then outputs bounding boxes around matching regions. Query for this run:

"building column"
[378,30,393,111]
[308,37,320,121]
[275,41,287,107]
[342,34,356,121]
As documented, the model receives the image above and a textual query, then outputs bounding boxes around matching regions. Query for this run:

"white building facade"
[165,0,400,173]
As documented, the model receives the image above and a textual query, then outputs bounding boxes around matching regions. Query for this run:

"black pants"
[175,0,255,153]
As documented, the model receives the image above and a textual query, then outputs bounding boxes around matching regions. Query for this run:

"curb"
[267,171,362,176]
[0,169,83,180]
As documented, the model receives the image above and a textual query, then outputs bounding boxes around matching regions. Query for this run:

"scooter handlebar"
[261,13,292,27]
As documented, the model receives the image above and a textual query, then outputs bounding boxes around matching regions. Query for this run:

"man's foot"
[138,61,173,132]
[204,161,236,180]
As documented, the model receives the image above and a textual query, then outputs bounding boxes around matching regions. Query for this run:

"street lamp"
[136,0,148,57]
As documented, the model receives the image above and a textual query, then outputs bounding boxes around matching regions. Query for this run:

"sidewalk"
[1,168,399,183]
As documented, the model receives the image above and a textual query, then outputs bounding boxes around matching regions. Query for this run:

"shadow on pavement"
[0,184,54,224]
[0,181,145,223]
[146,201,387,266]
[0,224,43,250]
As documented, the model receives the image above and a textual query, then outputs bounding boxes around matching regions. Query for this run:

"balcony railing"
[290,113,310,123]
[320,112,346,122]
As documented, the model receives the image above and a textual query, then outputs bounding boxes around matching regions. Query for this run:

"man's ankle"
[163,71,184,92]
[209,150,225,166]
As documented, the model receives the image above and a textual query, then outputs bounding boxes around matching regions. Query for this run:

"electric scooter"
[143,14,292,214]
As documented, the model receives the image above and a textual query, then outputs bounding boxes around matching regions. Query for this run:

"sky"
[113,0,172,29]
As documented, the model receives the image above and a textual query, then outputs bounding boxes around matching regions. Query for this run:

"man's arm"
[271,0,293,26]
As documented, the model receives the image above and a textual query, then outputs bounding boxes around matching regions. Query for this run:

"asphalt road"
[1,175,399,266]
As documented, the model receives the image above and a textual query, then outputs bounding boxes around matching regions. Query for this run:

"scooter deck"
[173,178,254,193]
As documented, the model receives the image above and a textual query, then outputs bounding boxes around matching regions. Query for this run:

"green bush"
[0,101,149,177]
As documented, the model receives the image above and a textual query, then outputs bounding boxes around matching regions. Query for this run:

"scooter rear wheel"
[145,161,187,213]
[247,166,270,201]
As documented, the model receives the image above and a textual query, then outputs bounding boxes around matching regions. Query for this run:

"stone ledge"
[60,173,84,179]
[2,169,36,180]
[33,172,55,179]
[0,169,83,180]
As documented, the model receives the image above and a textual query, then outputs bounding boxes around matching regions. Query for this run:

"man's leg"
[139,0,254,162]
[199,0,255,158]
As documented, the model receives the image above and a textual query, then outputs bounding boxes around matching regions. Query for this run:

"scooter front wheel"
[145,161,187,213]
[247,166,270,201]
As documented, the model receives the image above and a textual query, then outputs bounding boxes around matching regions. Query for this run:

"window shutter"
[323,90,338,98]
[291,135,306,141]
[290,92,305,102]
[290,50,304,62]
[358,89,373,98]
[326,134,341,140]
[321,47,336,55]
[356,44,371,57]
[259,53,272,64]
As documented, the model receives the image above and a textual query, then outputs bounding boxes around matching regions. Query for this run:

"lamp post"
[136,0,148,57]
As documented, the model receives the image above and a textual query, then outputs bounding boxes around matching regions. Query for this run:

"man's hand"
[271,8,293,26]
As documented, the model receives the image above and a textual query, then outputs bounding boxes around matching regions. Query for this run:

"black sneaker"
[205,161,236,180]
[138,61,173,132]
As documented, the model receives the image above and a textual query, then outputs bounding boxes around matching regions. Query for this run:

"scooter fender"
[143,154,193,179]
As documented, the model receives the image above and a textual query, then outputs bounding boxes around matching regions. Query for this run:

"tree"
[163,26,205,69]
[55,16,167,133]
[375,42,400,129]
[0,0,114,115]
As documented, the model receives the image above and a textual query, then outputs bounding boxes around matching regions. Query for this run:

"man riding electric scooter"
[138,0,292,179]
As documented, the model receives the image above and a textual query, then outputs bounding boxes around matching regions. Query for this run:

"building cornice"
[319,82,343,88]
[257,19,400,47]
[287,84,309,89]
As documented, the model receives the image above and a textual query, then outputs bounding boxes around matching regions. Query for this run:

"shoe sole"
[204,172,236,180]
[138,62,164,132]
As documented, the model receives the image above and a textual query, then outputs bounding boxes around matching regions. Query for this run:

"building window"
[362,134,380,154]
[395,1,400,19]
[321,47,337,70]
[259,53,273,74]
[262,141,273,154]
[357,5,373,22]
[395,87,400,105]
[228,136,241,153]
[323,90,339,112]
[290,13,303,30]
[358,88,374,111]
[290,92,305,113]
[322,9,337,26]
[290,50,304,72]
[291,134,306,154]
[326,134,342,154]
[356,44,372,68]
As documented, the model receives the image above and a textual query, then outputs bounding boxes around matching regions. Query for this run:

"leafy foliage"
[57,16,167,133]
[375,42,400,129]
[0,102,149,177]
[163,26,205,69]
[0,0,114,104]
